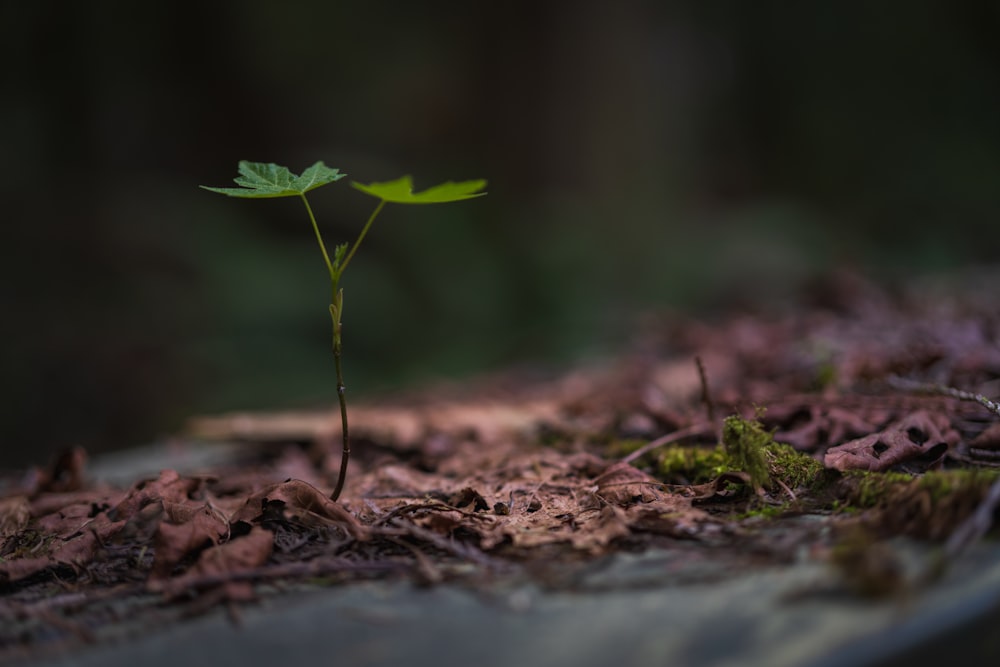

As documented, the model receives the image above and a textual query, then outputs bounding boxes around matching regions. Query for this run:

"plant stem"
[298,192,351,500]
[299,196,391,501]
[329,291,350,501]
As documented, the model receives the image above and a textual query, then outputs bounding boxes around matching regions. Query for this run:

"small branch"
[887,375,1000,418]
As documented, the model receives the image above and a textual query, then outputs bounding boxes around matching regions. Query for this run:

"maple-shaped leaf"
[352,176,487,204]
[201,161,345,198]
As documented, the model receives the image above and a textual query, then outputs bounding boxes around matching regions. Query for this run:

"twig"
[774,477,797,503]
[621,423,714,465]
[887,375,1000,418]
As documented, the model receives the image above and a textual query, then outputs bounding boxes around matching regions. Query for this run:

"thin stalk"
[329,290,350,501]
[299,194,335,280]
[300,196,390,501]
[339,200,386,274]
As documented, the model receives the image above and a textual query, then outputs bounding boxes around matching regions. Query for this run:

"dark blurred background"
[3,1,1000,467]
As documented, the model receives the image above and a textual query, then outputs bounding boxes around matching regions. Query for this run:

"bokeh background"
[4,1,1000,467]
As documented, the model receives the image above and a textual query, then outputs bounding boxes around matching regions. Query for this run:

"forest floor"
[2,269,1000,664]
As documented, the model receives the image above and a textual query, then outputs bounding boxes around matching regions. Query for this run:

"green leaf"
[201,161,345,198]
[351,176,487,204]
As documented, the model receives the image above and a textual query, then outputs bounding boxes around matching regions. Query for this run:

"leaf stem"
[339,200,386,275]
[299,194,335,281]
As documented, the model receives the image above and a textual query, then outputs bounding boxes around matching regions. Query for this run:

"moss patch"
[657,445,730,485]
[723,415,773,489]
[838,467,1000,540]
[766,441,827,491]
[722,414,827,494]
[617,415,829,499]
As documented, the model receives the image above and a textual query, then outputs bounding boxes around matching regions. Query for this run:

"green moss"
[616,415,830,502]
[845,470,914,507]
[657,445,730,484]
[737,502,792,520]
[842,468,1000,512]
[917,468,999,501]
[723,415,772,489]
[766,441,826,491]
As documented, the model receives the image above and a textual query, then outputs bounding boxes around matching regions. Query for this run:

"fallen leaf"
[0,496,30,538]
[594,462,665,505]
[31,447,88,495]
[153,527,274,601]
[109,469,202,520]
[447,487,490,512]
[150,504,230,579]
[824,411,956,472]
[230,480,368,540]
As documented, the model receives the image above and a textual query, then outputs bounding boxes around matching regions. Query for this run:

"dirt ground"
[2,268,999,660]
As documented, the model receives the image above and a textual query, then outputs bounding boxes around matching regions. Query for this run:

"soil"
[2,269,999,662]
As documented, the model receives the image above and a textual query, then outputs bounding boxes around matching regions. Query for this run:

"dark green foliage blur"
[3,1,999,465]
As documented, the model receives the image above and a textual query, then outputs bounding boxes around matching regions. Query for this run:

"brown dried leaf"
[110,469,202,520]
[28,489,124,518]
[365,464,444,497]
[150,505,229,579]
[31,446,88,495]
[593,462,665,505]
[447,487,490,512]
[153,527,274,601]
[824,411,956,472]
[971,422,1000,451]
[625,497,715,538]
[569,504,631,551]
[0,496,30,538]
[0,513,125,583]
[230,479,368,540]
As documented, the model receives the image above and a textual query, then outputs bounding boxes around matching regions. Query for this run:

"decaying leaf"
[594,462,665,504]
[823,411,957,472]
[150,505,230,579]
[0,497,30,539]
[231,479,368,540]
[153,527,275,601]
[109,469,204,521]
[31,446,88,495]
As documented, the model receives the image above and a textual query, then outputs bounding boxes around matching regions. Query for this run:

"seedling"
[202,161,486,500]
